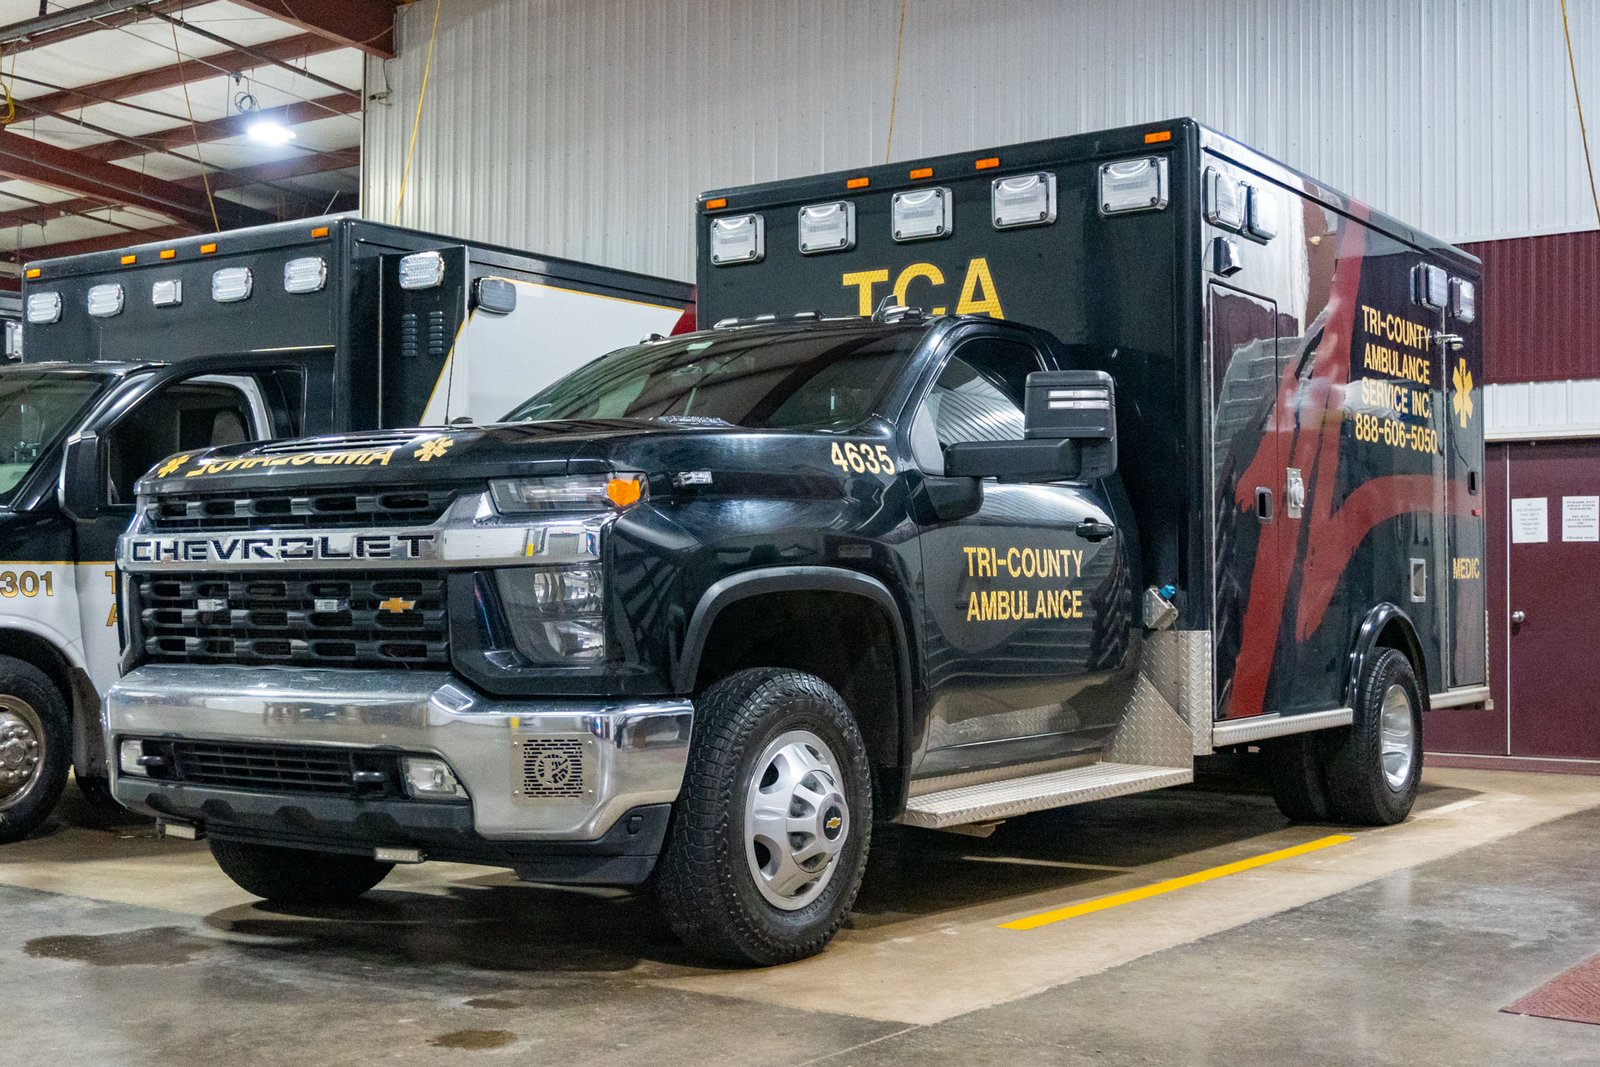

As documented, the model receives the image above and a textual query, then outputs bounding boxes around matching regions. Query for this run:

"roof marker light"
[975,157,1000,170]
[703,197,727,210]
[24,268,39,279]
[909,166,933,180]
[1145,130,1173,144]
[200,243,217,254]
[159,249,176,260]
[120,254,136,265]
[846,177,869,189]
[311,226,329,238]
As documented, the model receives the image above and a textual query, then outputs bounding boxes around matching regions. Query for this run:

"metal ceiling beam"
[175,148,360,193]
[0,1,175,50]
[0,129,268,230]
[232,0,395,60]
[14,32,343,120]
[12,223,193,264]
[76,93,361,163]
[151,12,358,96]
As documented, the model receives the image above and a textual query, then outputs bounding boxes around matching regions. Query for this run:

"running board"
[900,762,1194,829]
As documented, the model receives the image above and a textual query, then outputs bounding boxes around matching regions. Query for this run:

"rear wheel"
[0,656,70,844]
[209,838,394,905]
[1265,731,1332,823]
[1325,648,1423,825]
[655,668,872,965]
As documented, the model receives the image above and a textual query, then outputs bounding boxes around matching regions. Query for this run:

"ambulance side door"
[907,328,1131,779]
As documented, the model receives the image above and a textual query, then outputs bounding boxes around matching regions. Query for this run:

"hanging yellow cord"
[1561,0,1600,229]
[883,0,907,163]
[170,21,220,231]
[393,0,444,224]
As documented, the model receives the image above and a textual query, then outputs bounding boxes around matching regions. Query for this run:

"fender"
[1346,603,1429,710]
[675,565,917,769]
[0,613,90,676]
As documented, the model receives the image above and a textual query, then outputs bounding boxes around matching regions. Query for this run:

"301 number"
[0,570,53,598]
[830,442,896,475]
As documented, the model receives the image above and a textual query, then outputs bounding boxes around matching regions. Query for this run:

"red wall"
[1461,230,1600,384]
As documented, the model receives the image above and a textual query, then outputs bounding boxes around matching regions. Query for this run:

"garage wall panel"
[365,0,1600,281]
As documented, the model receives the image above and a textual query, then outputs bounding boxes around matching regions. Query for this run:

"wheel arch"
[676,567,916,795]
[1346,603,1429,711]
[0,624,100,774]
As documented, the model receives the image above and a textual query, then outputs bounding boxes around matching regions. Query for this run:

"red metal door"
[1505,439,1600,758]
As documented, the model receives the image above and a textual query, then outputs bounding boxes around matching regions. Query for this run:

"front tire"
[209,838,394,905]
[655,668,872,965]
[0,655,70,844]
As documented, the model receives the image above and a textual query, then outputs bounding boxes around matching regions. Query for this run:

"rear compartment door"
[1208,284,1285,719]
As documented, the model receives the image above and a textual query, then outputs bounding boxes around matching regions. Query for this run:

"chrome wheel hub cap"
[1380,684,1416,792]
[744,729,850,911]
[0,699,43,809]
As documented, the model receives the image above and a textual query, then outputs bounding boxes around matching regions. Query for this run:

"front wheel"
[655,668,872,965]
[210,838,394,905]
[0,656,70,844]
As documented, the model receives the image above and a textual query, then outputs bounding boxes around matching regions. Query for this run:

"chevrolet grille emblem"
[378,597,416,614]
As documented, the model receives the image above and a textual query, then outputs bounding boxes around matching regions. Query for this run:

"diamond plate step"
[901,762,1194,829]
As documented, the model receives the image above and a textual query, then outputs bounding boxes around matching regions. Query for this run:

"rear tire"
[1265,732,1332,823]
[1324,647,1423,825]
[0,655,70,844]
[655,668,872,965]
[209,838,394,905]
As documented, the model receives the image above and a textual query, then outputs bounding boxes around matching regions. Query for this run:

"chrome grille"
[144,487,462,531]
[137,572,448,668]
[164,740,400,797]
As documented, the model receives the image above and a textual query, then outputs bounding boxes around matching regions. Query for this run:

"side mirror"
[944,370,1117,482]
[58,432,104,521]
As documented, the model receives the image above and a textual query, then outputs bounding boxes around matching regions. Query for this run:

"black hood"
[135,418,747,495]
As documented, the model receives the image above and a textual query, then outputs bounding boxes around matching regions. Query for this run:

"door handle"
[1256,487,1274,522]
[1075,519,1115,542]
[1511,610,1526,625]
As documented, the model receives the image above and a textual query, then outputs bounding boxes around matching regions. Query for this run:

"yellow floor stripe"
[1001,834,1355,931]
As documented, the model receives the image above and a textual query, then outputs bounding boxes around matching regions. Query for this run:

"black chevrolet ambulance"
[107,120,1486,964]
[0,217,689,843]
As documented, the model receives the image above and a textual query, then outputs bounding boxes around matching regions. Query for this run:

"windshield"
[503,325,925,430]
[0,373,108,505]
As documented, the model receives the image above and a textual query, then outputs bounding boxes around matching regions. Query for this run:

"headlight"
[497,567,606,664]
[491,474,646,513]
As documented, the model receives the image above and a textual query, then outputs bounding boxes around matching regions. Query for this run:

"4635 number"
[830,442,896,475]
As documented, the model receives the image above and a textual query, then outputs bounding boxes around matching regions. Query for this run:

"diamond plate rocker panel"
[901,762,1194,829]
[1107,629,1214,765]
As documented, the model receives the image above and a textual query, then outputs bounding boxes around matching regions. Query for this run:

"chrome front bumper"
[106,665,693,841]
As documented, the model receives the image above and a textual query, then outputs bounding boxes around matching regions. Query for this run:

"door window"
[910,337,1046,473]
[103,382,258,505]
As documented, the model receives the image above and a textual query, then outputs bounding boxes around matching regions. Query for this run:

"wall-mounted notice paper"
[1511,497,1548,544]
[1562,496,1599,543]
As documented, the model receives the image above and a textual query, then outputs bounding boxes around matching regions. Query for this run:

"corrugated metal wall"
[1461,231,1600,384]
[365,0,1600,282]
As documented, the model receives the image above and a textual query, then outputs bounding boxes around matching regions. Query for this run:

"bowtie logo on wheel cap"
[1451,359,1474,428]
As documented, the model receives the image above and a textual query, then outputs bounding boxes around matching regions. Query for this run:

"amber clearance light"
[606,475,645,507]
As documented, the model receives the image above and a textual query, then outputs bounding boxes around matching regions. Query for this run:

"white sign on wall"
[1511,497,1548,544]
[1562,496,1599,543]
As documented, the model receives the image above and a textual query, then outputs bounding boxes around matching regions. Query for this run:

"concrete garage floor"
[1,766,1598,1066]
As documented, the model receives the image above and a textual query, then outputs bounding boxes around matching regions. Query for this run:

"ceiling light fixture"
[246,119,296,146]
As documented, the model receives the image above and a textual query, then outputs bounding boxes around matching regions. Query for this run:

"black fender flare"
[674,565,916,768]
[1346,603,1430,711]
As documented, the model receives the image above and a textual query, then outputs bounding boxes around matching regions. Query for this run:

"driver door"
[72,374,284,691]
[909,330,1133,779]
